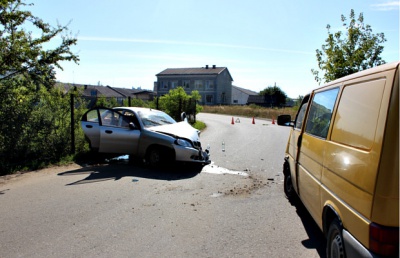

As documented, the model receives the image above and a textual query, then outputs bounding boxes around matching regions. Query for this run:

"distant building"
[247,94,295,107]
[231,85,258,105]
[155,65,233,105]
[57,82,155,107]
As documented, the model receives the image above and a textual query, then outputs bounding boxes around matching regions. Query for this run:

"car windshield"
[137,109,176,128]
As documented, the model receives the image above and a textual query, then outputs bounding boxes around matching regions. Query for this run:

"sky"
[29,0,399,98]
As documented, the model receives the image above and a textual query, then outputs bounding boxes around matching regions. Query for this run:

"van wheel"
[284,172,294,199]
[327,218,346,258]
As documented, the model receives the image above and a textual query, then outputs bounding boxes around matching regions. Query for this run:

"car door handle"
[105,130,113,134]
[85,125,93,128]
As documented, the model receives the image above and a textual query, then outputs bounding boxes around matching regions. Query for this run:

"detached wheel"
[327,219,346,258]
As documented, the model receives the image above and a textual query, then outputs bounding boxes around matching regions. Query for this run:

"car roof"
[113,107,163,113]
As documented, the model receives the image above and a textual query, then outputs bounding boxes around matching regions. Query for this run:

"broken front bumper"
[174,145,211,164]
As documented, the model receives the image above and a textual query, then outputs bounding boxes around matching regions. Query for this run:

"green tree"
[0,0,79,174]
[158,87,202,122]
[312,9,386,84]
[259,85,287,107]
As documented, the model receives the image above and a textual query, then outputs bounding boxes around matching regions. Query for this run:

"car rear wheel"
[327,218,346,258]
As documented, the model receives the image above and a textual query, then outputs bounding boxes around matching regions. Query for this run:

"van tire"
[284,172,294,200]
[327,218,346,258]
[283,160,294,201]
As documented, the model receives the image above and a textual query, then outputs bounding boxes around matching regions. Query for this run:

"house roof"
[232,85,258,96]
[57,83,155,98]
[108,86,138,96]
[156,66,233,81]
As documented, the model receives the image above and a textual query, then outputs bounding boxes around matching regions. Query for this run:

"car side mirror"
[277,115,294,127]
[129,122,137,130]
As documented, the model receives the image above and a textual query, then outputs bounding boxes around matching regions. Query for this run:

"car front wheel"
[146,147,162,167]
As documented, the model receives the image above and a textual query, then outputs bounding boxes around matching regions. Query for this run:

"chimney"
[212,65,216,69]
[205,65,209,69]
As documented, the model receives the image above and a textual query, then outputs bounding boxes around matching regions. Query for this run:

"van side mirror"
[277,115,294,127]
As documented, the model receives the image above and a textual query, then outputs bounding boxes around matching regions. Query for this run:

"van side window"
[331,79,385,149]
[295,102,307,129]
[305,88,339,139]
[294,95,309,130]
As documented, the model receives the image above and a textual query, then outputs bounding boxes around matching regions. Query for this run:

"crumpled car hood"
[148,122,200,141]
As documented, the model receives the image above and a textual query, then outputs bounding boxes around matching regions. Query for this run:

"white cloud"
[371,1,399,11]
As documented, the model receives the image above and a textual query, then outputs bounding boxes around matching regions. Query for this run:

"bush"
[0,83,88,175]
[158,87,202,122]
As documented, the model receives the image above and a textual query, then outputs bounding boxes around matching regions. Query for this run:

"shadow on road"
[58,159,203,186]
[287,196,327,258]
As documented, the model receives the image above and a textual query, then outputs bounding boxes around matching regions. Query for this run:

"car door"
[81,109,101,150]
[97,108,141,154]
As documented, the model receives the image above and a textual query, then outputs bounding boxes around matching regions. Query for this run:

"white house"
[231,85,258,105]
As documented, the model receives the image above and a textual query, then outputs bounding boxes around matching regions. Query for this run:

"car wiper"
[160,120,173,124]
[142,118,161,125]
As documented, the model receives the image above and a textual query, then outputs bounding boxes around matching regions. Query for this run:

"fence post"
[194,100,197,123]
[70,93,75,154]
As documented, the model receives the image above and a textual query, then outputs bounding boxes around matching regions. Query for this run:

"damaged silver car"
[81,107,210,166]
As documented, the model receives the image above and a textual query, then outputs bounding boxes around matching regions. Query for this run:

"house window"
[183,80,190,89]
[162,81,168,89]
[206,94,213,103]
[205,80,214,90]
[195,80,203,89]
[117,97,124,104]
[170,81,178,89]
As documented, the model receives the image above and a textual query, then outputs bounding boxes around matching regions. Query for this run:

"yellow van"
[278,61,399,258]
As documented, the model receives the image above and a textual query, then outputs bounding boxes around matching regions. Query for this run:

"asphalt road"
[0,113,326,258]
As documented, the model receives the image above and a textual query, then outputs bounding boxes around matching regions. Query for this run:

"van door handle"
[105,130,113,134]
[85,125,93,128]
[297,135,302,148]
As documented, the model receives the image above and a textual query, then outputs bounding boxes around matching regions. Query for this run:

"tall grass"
[202,104,298,120]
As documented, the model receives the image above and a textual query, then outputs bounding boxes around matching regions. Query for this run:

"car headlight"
[176,138,192,148]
